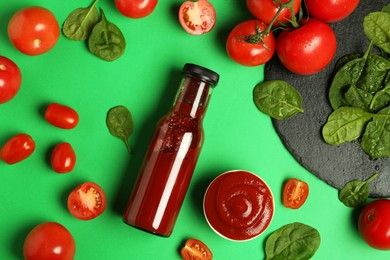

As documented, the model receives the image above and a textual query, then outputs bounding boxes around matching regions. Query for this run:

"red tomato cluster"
[226,0,360,74]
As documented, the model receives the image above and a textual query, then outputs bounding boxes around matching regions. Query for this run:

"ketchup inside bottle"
[123,64,219,236]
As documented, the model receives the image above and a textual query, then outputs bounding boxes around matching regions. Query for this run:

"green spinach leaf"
[322,107,373,145]
[339,173,378,207]
[369,85,390,112]
[62,0,100,41]
[364,11,390,54]
[344,85,373,111]
[88,8,126,61]
[356,53,390,94]
[265,222,320,260]
[106,105,134,154]
[253,80,303,120]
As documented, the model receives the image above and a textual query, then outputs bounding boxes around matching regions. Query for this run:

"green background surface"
[0,0,389,259]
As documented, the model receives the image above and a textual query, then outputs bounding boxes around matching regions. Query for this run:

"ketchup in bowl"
[203,170,274,241]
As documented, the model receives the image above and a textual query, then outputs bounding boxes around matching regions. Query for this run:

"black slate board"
[265,0,390,197]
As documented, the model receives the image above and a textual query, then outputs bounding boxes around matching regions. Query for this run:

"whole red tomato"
[68,182,107,220]
[246,0,302,26]
[276,18,336,75]
[226,20,275,66]
[23,222,76,260]
[115,0,158,19]
[0,134,35,164]
[358,199,390,250]
[8,6,60,55]
[45,103,79,129]
[0,56,22,104]
[178,0,216,35]
[282,178,309,209]
[51,142,76,173]
[305,0,360,23]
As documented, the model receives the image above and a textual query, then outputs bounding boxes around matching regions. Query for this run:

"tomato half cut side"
[282,178,309,209]
[178,0,216,35]
[67,182,107,220]
[181,238,213,260]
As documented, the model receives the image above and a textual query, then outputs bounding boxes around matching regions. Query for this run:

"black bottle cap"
[182,63,220,87]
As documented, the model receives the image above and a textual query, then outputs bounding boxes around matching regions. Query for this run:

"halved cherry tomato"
[181,238,212,260]
[178,0,216,35]
[0,134,35,164]
[45,103,79,129]
[115,0,158,19]
[8,6,60,55]
[67,182,107,220]
[0,56,22,104]
[282,178,309,209]
[23,222,76,260]
[51,142,76,173]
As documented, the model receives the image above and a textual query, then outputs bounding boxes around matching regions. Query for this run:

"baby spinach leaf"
[361,106,390,158]
[364,12,390,54]
[369,85,390,112]
[339,173,378,208]
[62,0,100,41]
[322,107,373,145]
[344,85,372,111]
[88,8,126,61]
[253,80,303,120]
[356,53,390,94]
[265,222,320,260]
[382,3,390,14]
[106,105,134,154]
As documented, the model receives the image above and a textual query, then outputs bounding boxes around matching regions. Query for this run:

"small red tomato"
[178,0,216,35]
[51,142,76,173]
[226,20,276,66]
[8,6,60,55]
[358,199,390,250]
[0,56,22,104]
[305,0,360,23]
[68,182,107,220]
[23,222,76,260]
[276,18,337,75]
[181,238,213,260]
[45,103,79,129]
[0,134,35,164]
[115,0,158,18]
[282,178,309,209]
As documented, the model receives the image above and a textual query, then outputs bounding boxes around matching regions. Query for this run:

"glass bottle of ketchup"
[123,63,220,237]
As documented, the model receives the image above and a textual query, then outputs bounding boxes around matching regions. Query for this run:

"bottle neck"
[171,76,213,119]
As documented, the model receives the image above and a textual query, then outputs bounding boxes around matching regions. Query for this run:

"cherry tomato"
[282,178,309,209]
[0,134,35,164]
[0,56,22,104]
[226,20,276,66]
[8,6,60,55]
[246,0,302,26]
[305,0,360,23]
[68,182,107,220]
[51,142,76,173]
[45,103,79,129]
[358,199,390,250]
[181,238,213,260]
[276,18,337,75]
[115,0,158,19]
[23,222,76,260]
[178,0,216,35]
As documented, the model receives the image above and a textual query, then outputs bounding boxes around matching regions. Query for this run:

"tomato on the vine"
[115,0,158,19]
[226,20,275,66]
[178,0,216,35]
[51,142,76,173]
[305,0,360,23]
[246,0,302,26]
[23,222,76,260]
[276,18,337,75]
[8,6,60,55]
[0,56,22,104]
[0,134,35,164]
[68,182,107,220]
[282,178,309,209]
[45,103,79,129]
[358,199,390,250]
[181,238,213,260]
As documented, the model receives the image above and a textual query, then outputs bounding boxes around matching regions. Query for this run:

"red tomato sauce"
[203,170,274,241]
